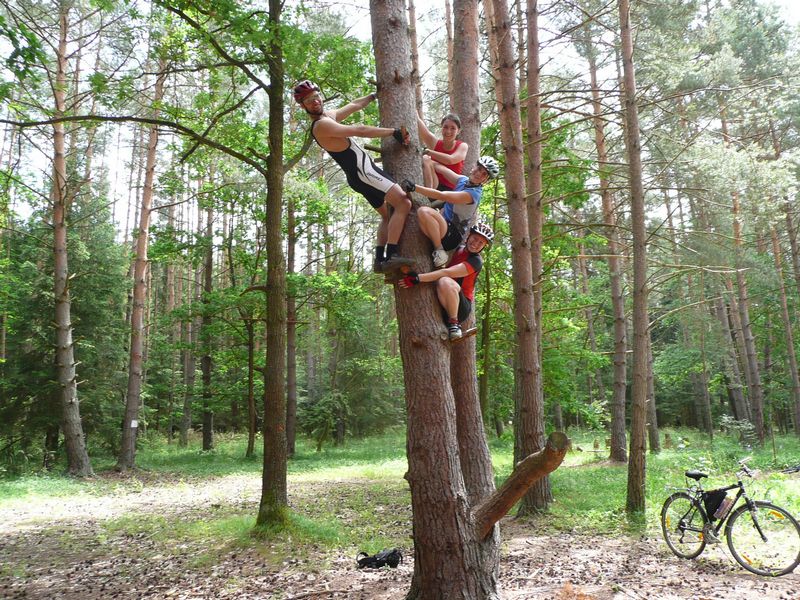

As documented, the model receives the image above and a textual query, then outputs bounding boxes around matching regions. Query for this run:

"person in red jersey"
[398,222,494,340]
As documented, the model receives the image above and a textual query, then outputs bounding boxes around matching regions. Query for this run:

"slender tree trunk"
[451,0,480,169]
[286,190,297,457]
[588,49,627,462]
[117,60,167,471]
[714,296,749,420]
[520,0,551,511]
[770,227,800,435]
[256,0,288,526]
[646,333,660,452]
[486,0,546,518]
[200,198,214,451]
[445,0,454,111]
[618,0,649,514]
[785,203,800,300]
[408,0,424,117]
[53,2,92,477]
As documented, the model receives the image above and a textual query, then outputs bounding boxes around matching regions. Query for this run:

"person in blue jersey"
[400,155,499,268]
[293,80,413,273]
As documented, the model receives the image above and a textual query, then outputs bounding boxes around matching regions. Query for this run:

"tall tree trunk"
[519,0,551,511]
[770,227,800,435]
[256,0,288,526]
[200,197,214,451]
[286,190,298,457]
[117,59,167,471]
[445,0,454,111]
[784,202,800,300]
[486,0,545,517]
[451,0,480,169]
[714,296,749,420]
[618,0,649,514]
[408,0,424,117]
[52,2,92,477]
[646,333,660,452]
[588,48,627,462]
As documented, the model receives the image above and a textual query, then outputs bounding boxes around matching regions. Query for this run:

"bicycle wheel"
[661,492,708,559]
[725,501,800,576]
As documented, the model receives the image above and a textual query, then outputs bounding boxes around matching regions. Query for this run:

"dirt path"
[1,473,798,599]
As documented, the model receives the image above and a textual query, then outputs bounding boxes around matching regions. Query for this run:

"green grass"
[1,427,798,565]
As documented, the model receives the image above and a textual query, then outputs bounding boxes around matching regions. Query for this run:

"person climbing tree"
[400,155,499,268]
[416,112,468,189]
[293,80,414,273]
[398,221,494,340]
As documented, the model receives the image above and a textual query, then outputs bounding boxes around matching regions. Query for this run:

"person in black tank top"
[294,80,413,274]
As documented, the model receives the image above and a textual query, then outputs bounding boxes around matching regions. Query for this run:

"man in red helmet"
[293,80,413,273]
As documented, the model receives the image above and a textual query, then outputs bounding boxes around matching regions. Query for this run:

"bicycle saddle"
[685,470,708,480]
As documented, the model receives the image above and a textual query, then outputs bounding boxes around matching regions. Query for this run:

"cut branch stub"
[473,431,570,539]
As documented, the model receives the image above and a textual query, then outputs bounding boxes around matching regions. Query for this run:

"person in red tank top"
[417,113,469,190]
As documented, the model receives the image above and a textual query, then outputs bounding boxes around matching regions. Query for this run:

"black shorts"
[442,291,472,324]
[441,220,463,251]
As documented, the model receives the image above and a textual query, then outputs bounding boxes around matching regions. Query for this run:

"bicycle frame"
[682,469,762,540]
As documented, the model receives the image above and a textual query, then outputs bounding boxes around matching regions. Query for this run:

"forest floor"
[1,468,798,600]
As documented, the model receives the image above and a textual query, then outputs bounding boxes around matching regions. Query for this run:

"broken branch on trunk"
[473,431,570,539]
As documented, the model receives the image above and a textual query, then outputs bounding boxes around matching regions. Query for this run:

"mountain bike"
[660,458,800,576]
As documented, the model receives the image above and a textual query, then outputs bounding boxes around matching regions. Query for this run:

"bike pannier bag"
[703,488,727,520]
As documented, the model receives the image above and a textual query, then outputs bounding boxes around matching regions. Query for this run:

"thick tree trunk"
[618,0,649,514]
[588,50,627,463]
[445,0,454,112]
[257,0,288,526]
[117,60,167,471]
[770,227,800,435]
[53,3,92,477]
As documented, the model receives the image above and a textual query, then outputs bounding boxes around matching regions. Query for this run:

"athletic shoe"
[432,249,448,268]
[448,322,462,340]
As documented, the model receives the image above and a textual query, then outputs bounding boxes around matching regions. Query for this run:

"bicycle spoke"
[727,502,800,576]
[661,492,707,560]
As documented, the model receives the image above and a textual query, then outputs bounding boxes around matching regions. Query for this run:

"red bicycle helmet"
[293,80,320,103]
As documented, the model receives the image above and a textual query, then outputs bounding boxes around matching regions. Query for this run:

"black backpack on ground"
[356,548,403,569]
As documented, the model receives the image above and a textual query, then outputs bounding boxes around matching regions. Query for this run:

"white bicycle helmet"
[470,222,494,245]
[477,155,500,179]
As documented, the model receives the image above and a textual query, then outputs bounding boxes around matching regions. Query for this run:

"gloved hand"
[401,179,416,193]
[398,272,420,288]
[392,125,410,146]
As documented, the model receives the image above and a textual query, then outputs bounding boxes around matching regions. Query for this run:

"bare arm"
[334,93,377,122]
[314,117,395,142]
[426,141,468,165]
[417,115,438,148]
[433,161,466,187]
[418,262,470,282]
[411,181,473,205]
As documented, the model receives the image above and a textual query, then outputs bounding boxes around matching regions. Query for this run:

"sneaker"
[447,322,462,340]
[432,248,448,268]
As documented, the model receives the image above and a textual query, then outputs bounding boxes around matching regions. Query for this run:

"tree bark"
[286,188,297,457]
[450,0,480,169]
[714,295,749,421]
[200,196,214,451]
[52,2,92,477]
[117,58,167,471]
[408,0,424,118]
[770,227,800,435]
[618,0,649,514]
[587,48,627,463]
[256,0,288,526]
